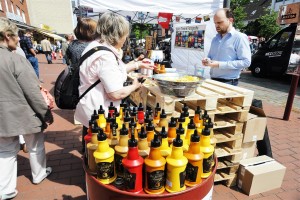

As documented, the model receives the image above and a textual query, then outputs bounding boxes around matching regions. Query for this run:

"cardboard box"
[242,106,267,143]
[232,142,257,162]
[238,156,286,196]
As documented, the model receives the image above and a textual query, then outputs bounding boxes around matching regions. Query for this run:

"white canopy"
[79,0,223,23]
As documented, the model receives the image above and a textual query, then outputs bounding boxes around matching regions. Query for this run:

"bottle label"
[186,162,198,182]
[179,170,186,188]
[96,161,115,179]
[131,126,135,136]
[203,154,213,173]
[114,154,124,176]
[123,169,136,190]
[147,170,165,190]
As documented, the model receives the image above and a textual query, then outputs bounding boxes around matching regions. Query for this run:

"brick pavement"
[13,54,300,200]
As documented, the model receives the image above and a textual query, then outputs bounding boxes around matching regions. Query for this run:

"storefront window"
[10,1,14,14]
[22,10,26,23]
[16,6,20,16]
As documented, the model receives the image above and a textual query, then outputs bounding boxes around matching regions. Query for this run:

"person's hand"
[202,57,211,66]
[132,77,142,91]
[137,54,145,60]
[138,59,155,70]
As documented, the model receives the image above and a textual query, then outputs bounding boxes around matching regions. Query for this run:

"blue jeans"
[27,56,39,78]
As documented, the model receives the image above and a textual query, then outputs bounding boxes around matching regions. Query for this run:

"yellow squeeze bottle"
[200,126,214,178]
[86,122,99,173]
[93,127,117,184]
[144,134,166,194]
[159,126,171,158]
[129,118,138,139]
[138,127,150,157]
[165,133,188,193]
[114,124,129,177]
[158,109,168,128]
[123,111,131,130]
[146,120,155,143]
[185,118,196,145]
[153,103,161,125]
[184,130,204,186]
[194,106,202,129]
[97,105,106,130]
[172,123,188,152]
[168,117,177,144]
[108,118,118,147]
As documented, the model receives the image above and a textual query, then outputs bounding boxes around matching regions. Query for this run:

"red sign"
[157,12,173,29]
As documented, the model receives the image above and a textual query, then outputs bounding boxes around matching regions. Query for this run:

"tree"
[257,9,281,39]
[230,0,250,30]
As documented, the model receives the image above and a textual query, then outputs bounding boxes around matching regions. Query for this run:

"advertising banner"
[174,25,205,51]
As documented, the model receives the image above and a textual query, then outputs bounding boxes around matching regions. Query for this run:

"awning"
[37,30,65,41]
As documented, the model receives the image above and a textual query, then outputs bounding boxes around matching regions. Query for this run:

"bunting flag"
[186,18,191,24]
[195,17,202,23]
[157,12,173,29]
[175,16,181,22]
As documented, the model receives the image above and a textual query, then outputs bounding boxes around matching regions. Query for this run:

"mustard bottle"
[129,118,138,139]
[159,64,166,74]
[205,118,216,166]
[114,124,129,177]
[87,122,99,173]
[175,123,188,152]
[160,126,171,158]
[194,106,202,129]
[146,120,155,143]
[123,111,131,130]
[119,99,127,121]
[158,109,168,128]
[138,126,150,157]
[114,108,122,132]
[97,105,106,130]
[109,117,119,147]
[153,103,161,125]
[168,117,177,144]
[200,126,214,178]
[144,113,151,129]
[201,110,209,128]
[182,104,190,125]
[146,107,153,120]
[185,118,195,145]
[165,133,188,193]
[105,113,112,137]
[178,113,188,137]
[130,107,137,122]
[184,130,204,186]
[94,127,117,184]
[145,134,166,194]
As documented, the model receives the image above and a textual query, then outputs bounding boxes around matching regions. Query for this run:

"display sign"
[277,2,300,25]
[287,24,300,75]
[174,25,205,51]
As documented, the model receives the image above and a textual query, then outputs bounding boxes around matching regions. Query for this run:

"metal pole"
[283,74,299,120]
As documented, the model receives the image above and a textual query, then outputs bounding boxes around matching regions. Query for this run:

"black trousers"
[82,126,88,153]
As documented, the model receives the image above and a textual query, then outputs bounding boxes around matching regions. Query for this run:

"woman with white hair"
[74,12,154,152]
[0,17,53,200]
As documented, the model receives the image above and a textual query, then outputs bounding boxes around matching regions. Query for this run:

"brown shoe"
[20,143,28,153]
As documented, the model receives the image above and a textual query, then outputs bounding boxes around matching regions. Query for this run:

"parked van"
[249,23,298,77]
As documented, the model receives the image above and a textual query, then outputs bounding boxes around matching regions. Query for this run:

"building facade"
[0,0,30,24]
[271,0,300,11]
[26,0,74,35]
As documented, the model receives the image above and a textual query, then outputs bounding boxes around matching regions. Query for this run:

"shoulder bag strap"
[78,46,118,100]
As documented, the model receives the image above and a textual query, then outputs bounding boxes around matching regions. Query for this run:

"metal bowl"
[152,73,201,97]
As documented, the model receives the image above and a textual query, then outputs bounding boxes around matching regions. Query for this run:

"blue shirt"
[19,36,34,58]
[208,28,251,79]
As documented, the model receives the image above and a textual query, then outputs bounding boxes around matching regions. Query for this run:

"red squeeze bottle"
[122,133,144,193]
[137,103,144,124]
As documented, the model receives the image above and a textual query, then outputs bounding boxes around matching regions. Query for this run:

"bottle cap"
[129,118,136,128]
[178,113,185,123]
[206,118,214,128]
[106,112,112,123]
[88,120,92,127]
[202,110,209,120]
[182,103,188,113]
[188,118,195,129]
[91,109,99,121]
[169,117,177,127]
[128,132,138,147]
[91,121,99,133]
[146,120,154,131]
[202,126,210,136]
[124,111,131,122]
[98,105,105,114]
[109,102,114,110]
[151,134,161,148]
[114,108,120,117]
[138,103,144,111]
[155,103,161,111]
[173,133,183,147]
[176,123,184,135]
[160,126,167,138]
[138,127,147,139]
[97,127,107,141]
[120,99,127,108]
[191,129,200,142]
[120,124,128,135]
[131,107,137,117]
[195,106,201,115]
[144,113,150,124]
[160,109,167,119]
[146,106,153,116]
